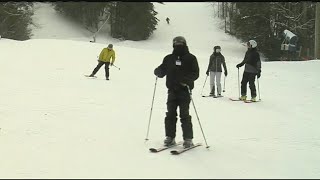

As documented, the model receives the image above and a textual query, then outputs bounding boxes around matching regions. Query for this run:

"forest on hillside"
[215,2,317,60]
[0,2,318,60]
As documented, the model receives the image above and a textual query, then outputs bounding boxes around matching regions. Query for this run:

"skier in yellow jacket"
[89,44,116,80]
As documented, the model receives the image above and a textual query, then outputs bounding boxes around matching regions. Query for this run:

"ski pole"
[223,75,226,92]
[237,68,240,98]
[145,77,158,141]
[112,64,120,70]
[257,77,261,100]
[187,85,210,149]
[200,75,208,96]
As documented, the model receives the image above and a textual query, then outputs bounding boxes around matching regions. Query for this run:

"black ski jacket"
[238,48,261,74]
[154,48,199,91]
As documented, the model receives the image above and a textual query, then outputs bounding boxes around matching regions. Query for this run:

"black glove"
[236,63,242,68]
[154,68,164,78]
[224,71,228,76]
[206,70,209,76]
[257,71,261,78]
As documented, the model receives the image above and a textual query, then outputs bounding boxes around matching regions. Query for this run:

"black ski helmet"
[173,36,187,46]
[214,46,221,52]
[108,44,113,49]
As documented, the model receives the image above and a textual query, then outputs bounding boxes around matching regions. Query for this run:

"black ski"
[229,98,260,103]
[149,141,183,153]
[84,75,97,78]
[202,95,214,97]
[202,95,223,98]
[170,143,202,155]
[214,95,223,98]
[229,97,242,101]
[244,100,261,103]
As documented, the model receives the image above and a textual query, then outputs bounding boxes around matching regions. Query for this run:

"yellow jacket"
[98,48,116,63]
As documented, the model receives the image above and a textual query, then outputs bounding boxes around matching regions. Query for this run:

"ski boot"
[239,95,247,101]
[164,136,176,146]
[251,97,257,102]
[209,88,215,97]
[183,139,194,148]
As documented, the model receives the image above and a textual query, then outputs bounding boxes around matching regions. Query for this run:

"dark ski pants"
[241,71,257,97]
[91,61,110,78]
[165,88,193,140]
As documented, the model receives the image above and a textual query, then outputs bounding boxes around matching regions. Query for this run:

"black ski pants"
[165,88,193,140]
[241,71,257,97]
[91,61,110,78]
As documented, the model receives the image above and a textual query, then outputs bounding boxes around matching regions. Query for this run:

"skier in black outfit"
[154,36,199,148]
[236,40,261,102]
[166,17,170,24]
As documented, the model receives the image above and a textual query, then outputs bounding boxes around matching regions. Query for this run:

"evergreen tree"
[54,2,159,41]
[0,2,34,40]
[124,2,159,40]
[270,2,315,58]
[108,2,159,41]
[232,2,275,58]
[219,2,316,60]
[54,2,109,32]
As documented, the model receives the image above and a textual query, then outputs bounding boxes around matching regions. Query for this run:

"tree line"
[1,2,317,60]
[215,2,316,60]
[0,2,34,40]
[0,2,159,41]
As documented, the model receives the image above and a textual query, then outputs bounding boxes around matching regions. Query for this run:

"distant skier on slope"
[166,17,170,25]
[154,36,199,148]
[236,40,261,102]
[206,45,228,97]
[88,44,116,80]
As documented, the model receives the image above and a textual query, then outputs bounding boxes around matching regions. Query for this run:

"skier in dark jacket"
[236,40,261,102]
[206,46,227,97]
[166,17,170,24]
[154,36,199,148]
